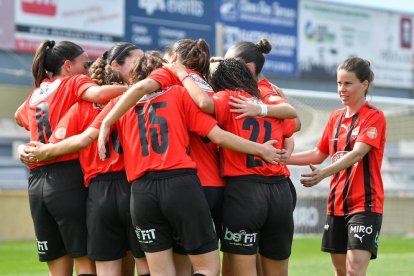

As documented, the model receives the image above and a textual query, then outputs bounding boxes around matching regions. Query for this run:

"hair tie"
[102,51,109,60]
[47,40,55,50]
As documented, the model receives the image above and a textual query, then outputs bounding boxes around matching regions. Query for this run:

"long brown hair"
[129,51,166,84]
[171,38,211,80]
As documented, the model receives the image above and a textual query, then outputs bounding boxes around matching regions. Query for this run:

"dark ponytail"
[224,38,272,77]
[172,38,211,80]
[32,40,84,87]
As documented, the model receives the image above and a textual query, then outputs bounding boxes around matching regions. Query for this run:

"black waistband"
[92,170,128,182]
[226,174,286,184]
[30,159,80,175]
[140,168,196,180]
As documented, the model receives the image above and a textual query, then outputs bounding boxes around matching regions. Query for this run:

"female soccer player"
[288,57,386,276]
[192,58,296,276]
[24,42,149,276]
[222,39,300,276]
[14,40,126,276]
[224,38,299,209]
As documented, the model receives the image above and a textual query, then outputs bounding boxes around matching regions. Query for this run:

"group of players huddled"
[15,37,385,276]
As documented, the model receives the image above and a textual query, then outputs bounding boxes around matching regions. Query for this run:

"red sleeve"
[212,91,230,127]
[282,119,296,138]
[16,101,30,130]
[262,92,287,105]
[317,113,334,155]
[356,111,386,149]
[148,67,180,90]
[49,103,81,143]
[258,80,287,104]
[90,97,120,129]
[69,74,98,101]
[181,89,217,136]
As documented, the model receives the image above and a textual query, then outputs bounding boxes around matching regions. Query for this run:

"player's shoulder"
[363,102,384,116]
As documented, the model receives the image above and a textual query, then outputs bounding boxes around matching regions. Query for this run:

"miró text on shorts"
[224,228,258,244]
[350,225,373,235]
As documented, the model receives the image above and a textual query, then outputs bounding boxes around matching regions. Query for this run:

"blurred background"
[0,0,413,241]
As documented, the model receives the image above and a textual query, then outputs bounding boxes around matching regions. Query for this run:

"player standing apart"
[288,57,386,276]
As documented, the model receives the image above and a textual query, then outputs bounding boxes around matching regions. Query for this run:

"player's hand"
[300,164,326,187]
[25,141,54,162]
[98,123,110,160]
[163,61,187,78]
[279,148,291,166]
[259,140,281,164]
[229,95,261,119]
[17,143,37,166]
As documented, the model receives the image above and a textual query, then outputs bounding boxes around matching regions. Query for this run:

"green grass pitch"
[1,235,413,275]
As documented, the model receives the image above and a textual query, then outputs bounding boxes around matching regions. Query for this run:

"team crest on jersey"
[138,87,170,103]
[54,127,67,140]
[189,73,214,93]
[331,151,348,163]
[367,127,378,139]
[351,126,360,139]
[29,79,61,106]
[268,95,282,102]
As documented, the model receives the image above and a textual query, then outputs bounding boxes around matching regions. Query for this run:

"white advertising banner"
[15,0,124,57]
[299,0,414,89]
[0,0,15,49]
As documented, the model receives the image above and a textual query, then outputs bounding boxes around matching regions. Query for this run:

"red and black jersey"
[16,75,97,169]
[51,101,124,187]
[213,90,295,177]
[317,102,386,215]
[95,85,217,182]
[150,68,224,187]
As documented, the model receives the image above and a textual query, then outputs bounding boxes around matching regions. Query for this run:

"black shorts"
[203,186,224,240]
[87,171,145,261]
[28,160,88,262]
[221,175,294,260]
[130,169,218,255]
[287,177,297,210]
[322,212,382,259]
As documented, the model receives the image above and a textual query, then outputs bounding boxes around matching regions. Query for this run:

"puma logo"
[354,233,365,243]
[341,124,349,132]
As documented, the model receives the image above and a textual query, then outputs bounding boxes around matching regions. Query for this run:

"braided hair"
[129,51,166,84]
[209,58,260,98]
